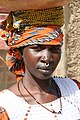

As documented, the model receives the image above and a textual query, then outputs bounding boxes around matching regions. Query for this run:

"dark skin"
[9,44,62,104]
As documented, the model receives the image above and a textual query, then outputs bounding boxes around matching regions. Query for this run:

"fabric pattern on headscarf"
[0,107,10,120]
[7,25,63,48]
[6,49,25,80]
[6,6,64,31]
[0,6,64,45]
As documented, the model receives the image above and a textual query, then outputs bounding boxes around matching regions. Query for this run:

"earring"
[44,63,49,67]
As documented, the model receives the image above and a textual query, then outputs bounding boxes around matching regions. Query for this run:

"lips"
[38,68,53,75]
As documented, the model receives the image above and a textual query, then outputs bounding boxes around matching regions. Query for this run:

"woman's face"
[23,44,62,80]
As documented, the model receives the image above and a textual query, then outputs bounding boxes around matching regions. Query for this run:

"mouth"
[37,62,55,75]
[38,68,53,75]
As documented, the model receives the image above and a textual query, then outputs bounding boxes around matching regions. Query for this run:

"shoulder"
[52,77,79,96]
[0,89,29,119]
[52,76,79,89]
[0,89,18,102]
[8,83,20,96]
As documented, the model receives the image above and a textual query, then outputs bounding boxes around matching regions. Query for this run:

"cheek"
[23,49,38,69]
[52,54,61,64]
[24,54,33,67]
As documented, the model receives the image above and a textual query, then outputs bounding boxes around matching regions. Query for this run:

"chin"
[36,73,53,80]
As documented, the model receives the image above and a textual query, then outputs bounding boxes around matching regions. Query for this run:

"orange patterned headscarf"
[0,7,64,80]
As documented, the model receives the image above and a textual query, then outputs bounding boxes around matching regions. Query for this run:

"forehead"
[28,44,62,48]
[22,44,62,52]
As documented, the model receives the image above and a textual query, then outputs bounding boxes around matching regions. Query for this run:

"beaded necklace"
[17,78,62,115]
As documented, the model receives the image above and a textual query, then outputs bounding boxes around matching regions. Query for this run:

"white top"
[0,78,80,120]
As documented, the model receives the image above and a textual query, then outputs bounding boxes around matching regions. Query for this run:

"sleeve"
[0,107,10,120]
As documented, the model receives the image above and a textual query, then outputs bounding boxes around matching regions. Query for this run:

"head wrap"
[0,6,64,80]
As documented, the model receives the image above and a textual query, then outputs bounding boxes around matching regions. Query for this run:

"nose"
[41,49,53,63]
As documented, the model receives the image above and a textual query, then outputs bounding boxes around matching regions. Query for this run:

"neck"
[17,70,61,105]
[23,70,50,94]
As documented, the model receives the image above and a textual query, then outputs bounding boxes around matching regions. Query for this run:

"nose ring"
[45,63,49,67]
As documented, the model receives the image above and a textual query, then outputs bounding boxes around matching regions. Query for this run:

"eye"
[51,46,61,54]
[29,45,44,51]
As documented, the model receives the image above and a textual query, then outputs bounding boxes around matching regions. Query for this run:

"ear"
[0,37,10,50]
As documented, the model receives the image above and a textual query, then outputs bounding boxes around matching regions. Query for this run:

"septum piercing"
[45,63,49,67]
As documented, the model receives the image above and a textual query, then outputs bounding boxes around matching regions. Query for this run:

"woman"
[0,5,80,120]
